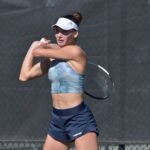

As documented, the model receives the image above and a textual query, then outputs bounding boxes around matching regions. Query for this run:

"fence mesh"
[0,0,150,148]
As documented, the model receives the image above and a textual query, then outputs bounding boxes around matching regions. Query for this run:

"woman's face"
[53,27,78,47]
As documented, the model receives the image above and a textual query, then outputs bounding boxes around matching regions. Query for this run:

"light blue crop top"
[48,59,85,93]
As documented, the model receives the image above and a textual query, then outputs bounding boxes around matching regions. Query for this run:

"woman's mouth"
[57,39,64,44]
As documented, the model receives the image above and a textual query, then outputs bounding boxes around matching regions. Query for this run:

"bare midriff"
[51,93,84,109]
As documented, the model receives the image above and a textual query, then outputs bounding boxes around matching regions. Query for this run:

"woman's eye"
[62,30,68,34]
[53,29,59,34]
[53,27,71,35]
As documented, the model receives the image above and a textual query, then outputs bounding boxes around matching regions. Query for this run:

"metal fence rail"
[0,141,150,150]
[0,0,150,147]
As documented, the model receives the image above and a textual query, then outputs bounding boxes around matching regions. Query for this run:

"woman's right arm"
[19,41,50,81]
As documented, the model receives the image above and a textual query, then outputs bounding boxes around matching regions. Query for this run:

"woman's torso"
[48,58,86,109]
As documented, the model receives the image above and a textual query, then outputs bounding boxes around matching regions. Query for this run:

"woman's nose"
[57,32,63,38]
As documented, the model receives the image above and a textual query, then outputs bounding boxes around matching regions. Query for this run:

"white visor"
[51,17,79,31]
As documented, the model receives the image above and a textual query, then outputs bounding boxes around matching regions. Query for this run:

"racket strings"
[84,62,114,100]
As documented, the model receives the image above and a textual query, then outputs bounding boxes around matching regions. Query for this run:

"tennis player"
[19,11,99,150]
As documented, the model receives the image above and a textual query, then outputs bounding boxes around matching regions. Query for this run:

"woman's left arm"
[32,45,83,61]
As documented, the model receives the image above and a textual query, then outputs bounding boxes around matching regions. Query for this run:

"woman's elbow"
[32,49,40,57]
[19,74,29,82]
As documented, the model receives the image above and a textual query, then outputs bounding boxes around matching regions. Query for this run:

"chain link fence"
[0,0,150,149]
[0,142,150,150]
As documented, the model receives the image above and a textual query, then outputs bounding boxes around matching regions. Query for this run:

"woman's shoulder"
[65,45,85,54]
[58,45,87,61]
[64,44,81,49]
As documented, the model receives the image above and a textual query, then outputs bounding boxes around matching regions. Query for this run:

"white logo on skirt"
[73,132,82,137]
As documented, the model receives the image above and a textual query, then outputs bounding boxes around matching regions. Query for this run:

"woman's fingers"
[40,37,51,44]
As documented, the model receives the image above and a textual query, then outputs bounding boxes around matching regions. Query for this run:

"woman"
[19,12,99,150]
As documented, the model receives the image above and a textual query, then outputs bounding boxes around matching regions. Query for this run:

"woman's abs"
[51,93,84,109]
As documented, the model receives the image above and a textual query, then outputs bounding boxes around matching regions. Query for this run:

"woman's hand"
[29,38,50,52]
[40,37,60,49]
[40,37,51,44]
[32,38,60,58]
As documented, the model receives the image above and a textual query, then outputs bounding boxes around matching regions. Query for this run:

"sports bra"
[48,59,85,93]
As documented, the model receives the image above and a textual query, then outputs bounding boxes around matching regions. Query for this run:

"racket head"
[84,61,114,100]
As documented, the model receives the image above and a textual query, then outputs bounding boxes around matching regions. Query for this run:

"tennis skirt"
[48,102,99,142]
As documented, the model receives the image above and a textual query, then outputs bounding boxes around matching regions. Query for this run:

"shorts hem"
[71,128,99,141]
[48,132,72,143]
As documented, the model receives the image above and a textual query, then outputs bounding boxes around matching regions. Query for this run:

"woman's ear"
[74,31,79,38]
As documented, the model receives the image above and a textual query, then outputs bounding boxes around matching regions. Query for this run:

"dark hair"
[62,12,83,26]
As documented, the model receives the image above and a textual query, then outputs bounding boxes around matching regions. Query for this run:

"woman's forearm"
[19,40,52,81]
[19,47,35,81]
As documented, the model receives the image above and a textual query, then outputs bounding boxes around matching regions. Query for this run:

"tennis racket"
[84,61,114,100]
